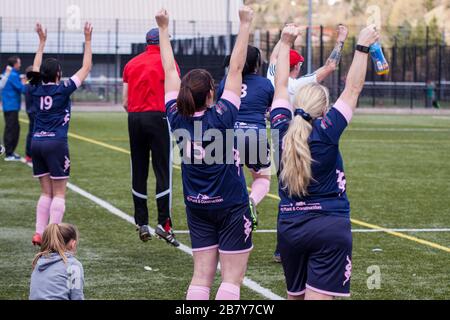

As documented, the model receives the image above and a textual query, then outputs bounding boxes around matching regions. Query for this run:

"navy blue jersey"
[30,76,80,140]
[24,84,37,114]
[217,74,274,129]
[270,99,353,217]
[165,90,248,209]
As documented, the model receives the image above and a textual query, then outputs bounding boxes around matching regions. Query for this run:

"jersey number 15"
[40,96,53,111]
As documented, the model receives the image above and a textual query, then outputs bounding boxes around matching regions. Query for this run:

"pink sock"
[215,282,240,300]
[49,197,66,224]
[186,285,211,300]
[250,178,270,205]
[36,195,52,235]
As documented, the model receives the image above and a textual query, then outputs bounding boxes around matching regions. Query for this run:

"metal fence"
[0,17,448,108]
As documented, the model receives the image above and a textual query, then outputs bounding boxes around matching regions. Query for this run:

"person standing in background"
[123,28,180,246]
[0,66,12,157]
[2,56,26,161]
[24,66,38,163]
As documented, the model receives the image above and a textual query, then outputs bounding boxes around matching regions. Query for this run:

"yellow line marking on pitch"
[19,118,450,253]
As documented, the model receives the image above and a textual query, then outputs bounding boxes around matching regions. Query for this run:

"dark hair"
[177,69,214,117]
[25,66,34,80]
[40,58,62,84]
[7,56,20,67]
[223,45,261,76]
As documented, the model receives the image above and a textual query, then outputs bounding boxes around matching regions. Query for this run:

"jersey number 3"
[40,96,53,111]
[241,84,248,98]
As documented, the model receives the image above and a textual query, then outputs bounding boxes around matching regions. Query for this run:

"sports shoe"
[25,156,32,163]
[273,251,282,263]
[32,233,42,246]
[137,225,152,242]
[155,221,180,247]
[4,153,21,162]
[249,198,258,231]
[0,145,5,156]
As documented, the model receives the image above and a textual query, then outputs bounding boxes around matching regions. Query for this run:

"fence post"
[425,26,429,84]
[319,25,324,66]
[107,30,111,102]
[265,31,270,61]
[0,17,2,65]
[393,37,397,105]
[57,18,62,58]
[115,19,120,105]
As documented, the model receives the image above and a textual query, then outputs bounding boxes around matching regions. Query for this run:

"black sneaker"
[249,198,258,231]
[155,224,180,247]
[137,225,151,242]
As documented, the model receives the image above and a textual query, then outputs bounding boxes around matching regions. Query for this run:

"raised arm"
[223,6,254,98]
[32,23,47,72]
[269,39,282,65]
[74,23,93,83]
[273,26,300,103]
[315,24,348,82]
[156,9,180,93]
[338,25,379,111]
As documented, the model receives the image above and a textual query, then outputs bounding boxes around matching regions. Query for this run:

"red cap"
[289,49,304,68]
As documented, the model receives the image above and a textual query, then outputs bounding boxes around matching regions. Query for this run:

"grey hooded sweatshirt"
[29,252,84,300]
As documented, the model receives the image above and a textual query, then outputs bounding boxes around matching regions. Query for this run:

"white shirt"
[267,63,317,104]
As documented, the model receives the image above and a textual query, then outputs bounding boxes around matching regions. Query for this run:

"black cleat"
[137,225,152,242]
[155,224,180,247]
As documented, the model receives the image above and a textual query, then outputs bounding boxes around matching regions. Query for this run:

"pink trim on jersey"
[191,244,219,252]
[218,245,254,255]
[165,91,179,104]
[221,90,241,109]
[305,284,351,297]
[287,289,306,296]
[71,76,82,88]
[50,176,70,180]
[193,110,206,117]
[271,98,291,111]
[333,99,353,124]
[33,173,50,178]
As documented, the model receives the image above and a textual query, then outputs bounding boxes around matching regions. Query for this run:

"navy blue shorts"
[186,203,253,254]
[31,139,70,180]
[278,213,352,297]
[234,126,271,173]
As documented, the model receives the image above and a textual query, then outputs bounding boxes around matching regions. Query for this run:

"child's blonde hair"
[280,83,329,197]
[32,223,79,269]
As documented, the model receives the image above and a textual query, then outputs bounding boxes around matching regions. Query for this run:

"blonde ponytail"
[32,223,79,269]
[280,83,330,197]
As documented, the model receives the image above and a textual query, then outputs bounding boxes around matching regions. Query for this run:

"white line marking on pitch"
[174,228,450,234]
[22,161,282,300]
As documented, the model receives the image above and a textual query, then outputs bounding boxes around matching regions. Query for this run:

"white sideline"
[174,228,450,234]
[23,160,284,300]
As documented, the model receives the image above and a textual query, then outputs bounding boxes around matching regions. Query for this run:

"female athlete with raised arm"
[270,24,379,299]
[30,22,93,246]
[157,6,254,300]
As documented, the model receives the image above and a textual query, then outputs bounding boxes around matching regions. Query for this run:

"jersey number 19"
[40,96,53,111]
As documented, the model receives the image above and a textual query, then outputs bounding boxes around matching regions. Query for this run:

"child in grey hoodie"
[30,223,84,300]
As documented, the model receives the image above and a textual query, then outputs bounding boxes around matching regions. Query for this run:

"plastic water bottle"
[369,42,389,75]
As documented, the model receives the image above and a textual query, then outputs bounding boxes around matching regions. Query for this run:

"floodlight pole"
[226,0,232,55]
[307,0,313,74]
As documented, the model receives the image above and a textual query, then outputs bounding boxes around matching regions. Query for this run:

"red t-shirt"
[123,45,179,113]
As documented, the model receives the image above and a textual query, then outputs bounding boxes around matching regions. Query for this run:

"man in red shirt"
[123,28,179,246]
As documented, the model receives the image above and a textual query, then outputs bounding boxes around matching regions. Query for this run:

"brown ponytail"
[32,223,79,269]
[177,69,214,117]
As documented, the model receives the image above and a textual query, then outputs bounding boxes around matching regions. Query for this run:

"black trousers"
[128,111,172,227]
[3,111,20,156]
[26,112,36,158]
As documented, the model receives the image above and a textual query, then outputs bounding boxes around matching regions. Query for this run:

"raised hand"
[357,24,379,47]
[84,22,93,42]
[35,23,47,43]
[281,25,300,45]
[239,6,254,24]
[155,9,169,29]
[337,24,348,43]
